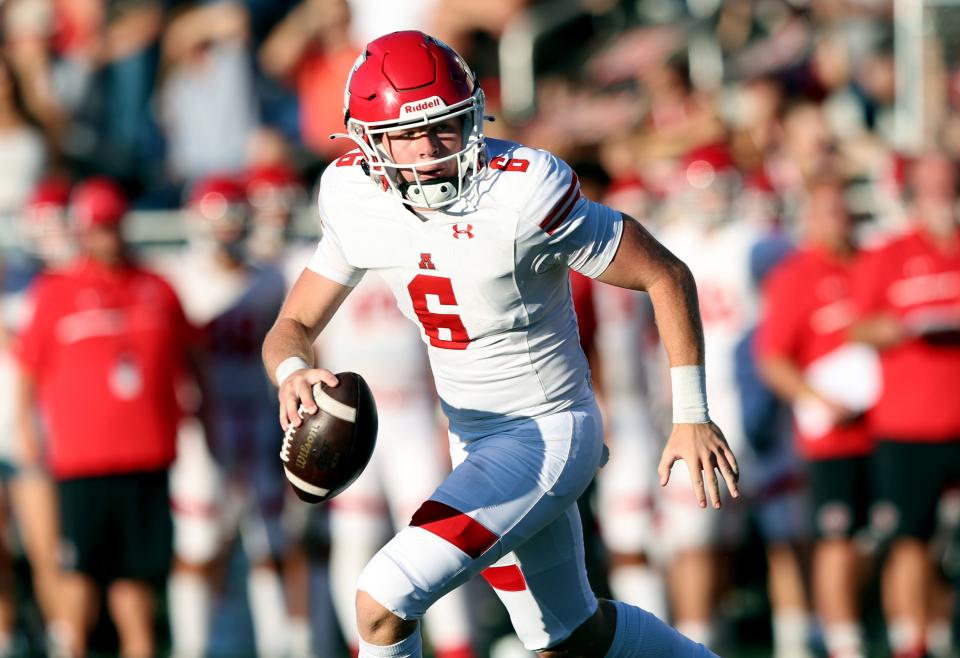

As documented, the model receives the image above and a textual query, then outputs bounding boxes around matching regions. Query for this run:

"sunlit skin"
[380,118,463,183]
[803,180,854,257]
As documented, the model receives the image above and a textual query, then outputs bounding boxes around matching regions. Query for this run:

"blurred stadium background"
[0,0,958,657]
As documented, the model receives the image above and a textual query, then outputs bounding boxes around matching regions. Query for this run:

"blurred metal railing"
[0,205,321,257]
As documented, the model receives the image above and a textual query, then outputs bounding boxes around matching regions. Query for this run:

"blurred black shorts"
[807,455,871,540]
[57,469,172,586]
[871,438,960,542]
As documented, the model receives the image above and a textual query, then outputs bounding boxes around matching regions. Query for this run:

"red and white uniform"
[852,228,960,441]
[319,274,474,654]
[15,259,190,479]
[757,247,872,460]
[311,140,621,431]
[309,139,623,650]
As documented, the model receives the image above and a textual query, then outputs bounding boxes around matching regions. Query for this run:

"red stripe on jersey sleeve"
[480,564,527,592]
[410,500,498,559]
[542,192,582,235]
[539,172,581,234]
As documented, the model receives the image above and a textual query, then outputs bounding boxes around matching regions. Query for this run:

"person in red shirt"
[850,153,960,658]
[757,177,873,658]
[13,178,199,658]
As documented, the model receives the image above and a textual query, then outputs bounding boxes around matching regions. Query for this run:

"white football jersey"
[308,139,623,430]
[592,283,659,425]
[317,274,432,412]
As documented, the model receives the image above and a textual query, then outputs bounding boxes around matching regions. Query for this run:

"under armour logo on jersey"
[452,224,474,240]
[419,253,436,270]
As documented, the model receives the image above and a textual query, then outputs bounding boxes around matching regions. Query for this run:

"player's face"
[804,183,851,250]
[79,225,124,265]
[381,118,463,181]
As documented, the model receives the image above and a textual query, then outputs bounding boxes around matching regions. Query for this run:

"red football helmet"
[336,31,487,209]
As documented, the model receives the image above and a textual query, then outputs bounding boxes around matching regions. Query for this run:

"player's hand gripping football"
[658,421,740,509]
[278,368,340,431]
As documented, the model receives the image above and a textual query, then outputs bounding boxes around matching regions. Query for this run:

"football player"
[159,176,290,658]
[263,31,739,658]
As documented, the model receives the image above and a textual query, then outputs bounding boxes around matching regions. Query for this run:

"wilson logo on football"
[452,224,474,240]
[400,96,446,115]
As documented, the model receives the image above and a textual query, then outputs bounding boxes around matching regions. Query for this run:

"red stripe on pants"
[410,500,497,559]
[480,564,527,592]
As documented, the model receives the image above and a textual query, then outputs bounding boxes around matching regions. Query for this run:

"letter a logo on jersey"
[419,253,436,270]
[452,224,474,240]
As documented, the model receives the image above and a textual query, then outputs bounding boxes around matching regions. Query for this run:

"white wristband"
[275,356,310,387]
[671,365,709,424]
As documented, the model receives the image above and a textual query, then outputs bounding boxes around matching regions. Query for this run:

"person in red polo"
[757,177,874,658]
[850,153,960,658]
[13,178,196,658]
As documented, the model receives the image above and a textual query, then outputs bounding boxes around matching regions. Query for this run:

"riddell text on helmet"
[400,96,446,115]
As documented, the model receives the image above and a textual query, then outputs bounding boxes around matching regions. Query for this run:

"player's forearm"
[598,216,703,365]
[646,260,705,367]
[262,318,318,386]
[13,370,44,469]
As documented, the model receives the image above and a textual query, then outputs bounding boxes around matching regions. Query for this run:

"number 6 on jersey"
[407,274,471,350]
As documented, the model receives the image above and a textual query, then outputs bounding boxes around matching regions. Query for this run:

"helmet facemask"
[337,88,487,209]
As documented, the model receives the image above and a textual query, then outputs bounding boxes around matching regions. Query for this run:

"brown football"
[280,372,378,503]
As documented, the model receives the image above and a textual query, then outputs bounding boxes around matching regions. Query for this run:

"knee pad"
[357,525,491,620]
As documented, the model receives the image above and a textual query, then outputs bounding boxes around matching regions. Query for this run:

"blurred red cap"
[26,177,72,212]
[244,164,300,191]
[682,142,734,171]
[679,142,737,190]
[188,175,246,207]
[244,164,303,209]
[70,178,128,229]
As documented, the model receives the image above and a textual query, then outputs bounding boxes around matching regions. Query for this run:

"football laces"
[279,403,309,463]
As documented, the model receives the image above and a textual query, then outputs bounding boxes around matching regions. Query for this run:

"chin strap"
[399,176,460,206]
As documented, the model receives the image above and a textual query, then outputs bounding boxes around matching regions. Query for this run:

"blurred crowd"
[0,0,959,657]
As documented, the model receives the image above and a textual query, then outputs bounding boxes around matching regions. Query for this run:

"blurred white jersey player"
[591,281,669,619]
[265,31,738,658]
[657,146,810,655]
[571,166,668,621]
[160,176,290,658]
[318,273,476,658]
